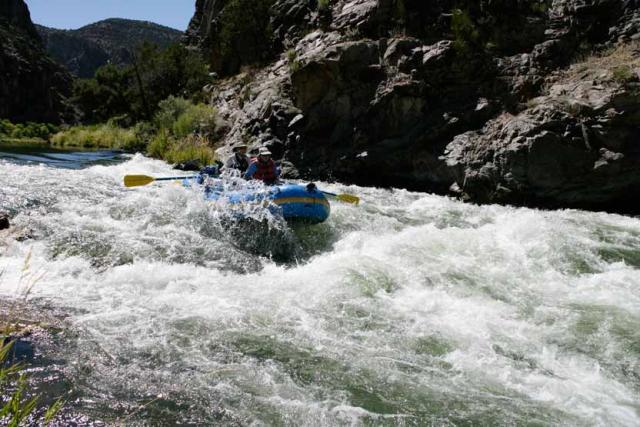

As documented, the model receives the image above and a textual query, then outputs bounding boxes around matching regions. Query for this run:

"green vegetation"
[530,1,550,14]
[0,342,43,427]
[147,96,218,164]
[0,340,64,426]
[612,65,634,82]
[286,49,302,73]
[162,134,216,165]
[451,8,480,53]
[73,42,210,124]
[0,257,63,426]
[3,41,219,167]
[0,341,35,427]
[50,123,145,151]
[50,41,220,166]
[317,0,333,29]
[317,0,331,12]
[52,97,218,165]
[0,120,59,142]
[156,96,218,139]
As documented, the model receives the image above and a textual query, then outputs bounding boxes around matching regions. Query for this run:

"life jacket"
[250,157,277,184]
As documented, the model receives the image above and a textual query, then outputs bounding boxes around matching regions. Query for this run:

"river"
[0,146,639,425]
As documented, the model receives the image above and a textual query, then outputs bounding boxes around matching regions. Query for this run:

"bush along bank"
[0,120,59,143]
[40,38,219,166]
[51,96,219,166]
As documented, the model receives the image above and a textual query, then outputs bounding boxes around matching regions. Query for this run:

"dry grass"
[560,42,640,84]
[51,124,144,151]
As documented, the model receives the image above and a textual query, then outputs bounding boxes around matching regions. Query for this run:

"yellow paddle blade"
[124,175,155,188]
[336,194,360,206]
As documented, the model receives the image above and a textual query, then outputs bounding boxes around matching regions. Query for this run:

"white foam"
[1,154,639,425]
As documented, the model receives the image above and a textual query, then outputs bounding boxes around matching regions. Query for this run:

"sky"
[25,0,195,31]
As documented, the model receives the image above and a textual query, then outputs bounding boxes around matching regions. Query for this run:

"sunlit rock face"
[185,0,640,213]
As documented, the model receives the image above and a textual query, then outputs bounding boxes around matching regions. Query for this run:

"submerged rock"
[0,213,9,230]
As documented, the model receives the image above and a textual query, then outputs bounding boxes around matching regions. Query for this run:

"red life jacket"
[250,157,277,184]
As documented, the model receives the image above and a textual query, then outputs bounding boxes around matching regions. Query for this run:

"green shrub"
[530,1,549,14]
[317,0,333,28]
[147,128,173,159]
[154,97,217,139]
[287,49,302,73]
[173,104,217,139]
[147,131,216,165]
[164,135,216,165]
[0,120,58,140]
[0,119,15,137]
[154,96,193,130]
[317,0,331,11]
[73,65,132,124]
[451,8,480,53]
[612,65,634,83]
[72,43,210,124]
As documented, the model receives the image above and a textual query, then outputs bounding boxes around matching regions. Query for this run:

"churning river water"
[0,147,639,426]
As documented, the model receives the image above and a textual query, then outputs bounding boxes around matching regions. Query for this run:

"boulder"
[0,213,9,231]
[444,67,640,212]
[189,0,640,213]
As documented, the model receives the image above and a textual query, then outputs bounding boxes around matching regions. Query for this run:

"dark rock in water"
[187,0,640,213]
[2,336,35,363]
[0,213,9,230]
[0,0,73,123]
[174,159,203,172]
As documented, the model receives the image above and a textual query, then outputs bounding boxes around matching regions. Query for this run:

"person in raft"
[223,143,249,172]
[244,147,281,185]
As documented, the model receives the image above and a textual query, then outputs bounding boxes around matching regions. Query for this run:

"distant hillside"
[37,18,183,78]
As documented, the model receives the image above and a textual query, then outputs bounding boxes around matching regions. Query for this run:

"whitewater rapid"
[1,153,639,425]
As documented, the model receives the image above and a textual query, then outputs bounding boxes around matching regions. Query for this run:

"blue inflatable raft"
[186,180,331,224]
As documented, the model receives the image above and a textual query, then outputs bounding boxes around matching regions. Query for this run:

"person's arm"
[224,157,232,169]
[244,162,257,179]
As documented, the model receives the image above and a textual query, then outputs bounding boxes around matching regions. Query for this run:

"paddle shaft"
[322,191,339,197]
[154,176,199,182]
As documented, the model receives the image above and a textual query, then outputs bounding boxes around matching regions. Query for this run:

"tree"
[72,43,210,124]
